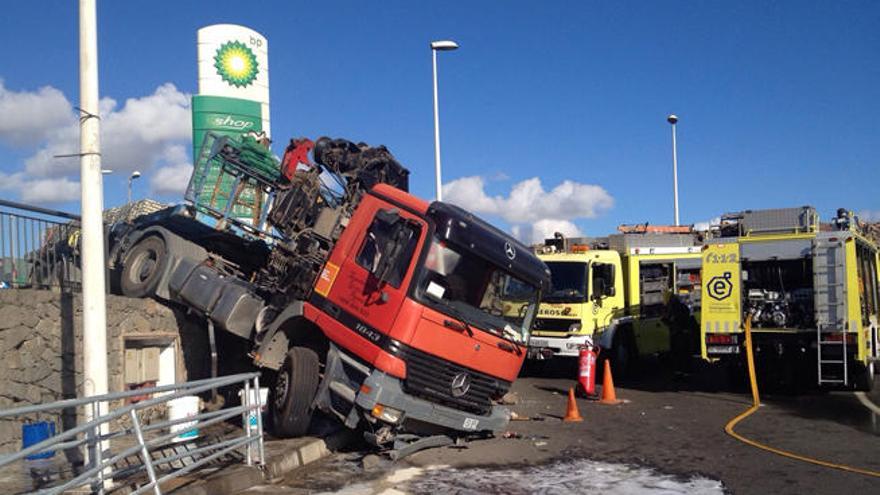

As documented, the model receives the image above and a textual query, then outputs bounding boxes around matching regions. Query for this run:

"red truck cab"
[261,184,549,444]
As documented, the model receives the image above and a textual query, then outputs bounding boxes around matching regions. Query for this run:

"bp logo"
[707,272,734,301]
[214,41,259,88]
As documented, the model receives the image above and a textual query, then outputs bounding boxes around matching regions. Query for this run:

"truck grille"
[533,317,577,333]
[398,346,510,416]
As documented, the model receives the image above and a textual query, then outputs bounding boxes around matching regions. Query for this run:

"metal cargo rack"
[720,207,818,238]
[608,233,700,252]
[185,132,282,241]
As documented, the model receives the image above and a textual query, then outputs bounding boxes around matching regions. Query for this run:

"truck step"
[328,380,357,402]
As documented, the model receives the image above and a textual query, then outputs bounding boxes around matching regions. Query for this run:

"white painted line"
[854,391,880,416]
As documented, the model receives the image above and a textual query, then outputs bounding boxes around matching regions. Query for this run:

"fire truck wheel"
[271,346,320,437]
[120,236,167,298]
[611,330,634,381]
[854,361,875,392]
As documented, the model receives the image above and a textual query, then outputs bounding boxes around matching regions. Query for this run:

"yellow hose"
[724,315,880,478]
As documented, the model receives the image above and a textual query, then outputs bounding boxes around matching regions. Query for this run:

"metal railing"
[0,372,265,495]
[0,199,83,290]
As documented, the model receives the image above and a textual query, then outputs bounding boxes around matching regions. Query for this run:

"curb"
[263,430,356,481]
[169,430,355,494]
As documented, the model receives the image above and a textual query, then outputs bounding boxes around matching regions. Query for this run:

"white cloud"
[0,81,192,205]
[0,80,75,147]
[443,176,613,244]
[150,144,193,196]
[511,222,585,245]
[0,171,80,204]
[24,83,192,177]
[21,177,81,203]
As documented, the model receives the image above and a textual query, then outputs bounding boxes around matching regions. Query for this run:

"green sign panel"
[191,95,264,220]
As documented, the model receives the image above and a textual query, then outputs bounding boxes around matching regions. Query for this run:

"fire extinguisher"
[578,337,599,399]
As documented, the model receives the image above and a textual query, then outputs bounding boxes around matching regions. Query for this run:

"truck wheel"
[271,346,320,437]
[611,330,634,381]
[120,236,167,298]
[854,361,875,392]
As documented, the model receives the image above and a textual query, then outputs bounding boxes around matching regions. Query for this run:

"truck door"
[319,203,425,355]
[634,262,673,355]
[588,259,624,333]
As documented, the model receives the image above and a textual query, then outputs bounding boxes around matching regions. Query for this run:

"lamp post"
[128,170,141,204]
[431,39,459,202]
[667,114,679,226]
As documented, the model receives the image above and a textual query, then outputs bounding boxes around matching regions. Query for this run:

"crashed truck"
[107,132,550,454]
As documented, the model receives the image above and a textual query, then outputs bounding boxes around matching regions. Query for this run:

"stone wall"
[0,290,211,454]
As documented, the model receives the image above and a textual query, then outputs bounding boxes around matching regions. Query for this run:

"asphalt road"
[245,363,880,494]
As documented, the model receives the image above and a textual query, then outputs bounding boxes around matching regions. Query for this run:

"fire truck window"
[355,213,420,288]
[591,262,614,299]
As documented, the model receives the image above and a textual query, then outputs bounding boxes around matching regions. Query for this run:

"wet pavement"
[245,365,880,495]
[264,455,725,494]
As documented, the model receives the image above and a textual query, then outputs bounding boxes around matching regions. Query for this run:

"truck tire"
[610,329,635,381]
[854,361,875,392]
[120,236,167,298]
[271,346,320,437]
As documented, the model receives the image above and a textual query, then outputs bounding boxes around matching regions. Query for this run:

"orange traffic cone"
[600,360,622,405]
[563,387,583,422]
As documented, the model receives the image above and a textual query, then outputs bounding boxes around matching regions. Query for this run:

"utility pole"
[79,0,109,458]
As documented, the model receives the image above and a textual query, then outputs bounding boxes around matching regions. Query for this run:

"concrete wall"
[0,290,211,454]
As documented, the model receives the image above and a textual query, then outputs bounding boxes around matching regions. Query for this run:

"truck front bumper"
[355,370,510,435]
[528,334,592,359]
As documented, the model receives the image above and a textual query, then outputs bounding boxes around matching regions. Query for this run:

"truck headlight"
[371,404,403,424]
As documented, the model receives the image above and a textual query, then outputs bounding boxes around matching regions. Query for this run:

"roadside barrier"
[724,316,880,478]
[563,388,583,422]
[0,372,266,494]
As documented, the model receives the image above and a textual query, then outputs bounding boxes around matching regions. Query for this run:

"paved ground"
[245,361,880,494]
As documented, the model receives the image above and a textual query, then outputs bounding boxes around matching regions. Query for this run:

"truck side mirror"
[605,285,616,297]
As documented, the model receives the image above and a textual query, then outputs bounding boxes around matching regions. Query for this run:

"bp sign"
[196,24,270,136]
[192,24,271,222]
[214,41,259,88]
[191,95,262,160]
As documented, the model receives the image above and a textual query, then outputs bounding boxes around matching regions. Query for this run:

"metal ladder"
[817,325,848,386]
[813,234,850,386]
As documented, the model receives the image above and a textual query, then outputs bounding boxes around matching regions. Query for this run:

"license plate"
[462,417,479,430]
[708,345,739,355]
[530,339,549,347]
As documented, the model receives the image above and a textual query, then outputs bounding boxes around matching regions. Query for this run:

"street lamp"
[667,114,679,226]
[431,39,459,201]
[128,170,141,204]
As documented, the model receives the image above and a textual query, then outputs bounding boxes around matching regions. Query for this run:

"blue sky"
[0,1,877,242]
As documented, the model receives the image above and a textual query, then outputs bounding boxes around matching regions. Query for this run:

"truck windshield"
[542,261,588,303]
[415,237,540,344]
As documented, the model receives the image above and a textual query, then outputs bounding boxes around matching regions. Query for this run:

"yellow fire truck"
[527,231,703,377]
[701,207,879,390]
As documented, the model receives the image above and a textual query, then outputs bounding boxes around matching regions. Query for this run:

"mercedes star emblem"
[504,242,516,260]
[450,372,472,397]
